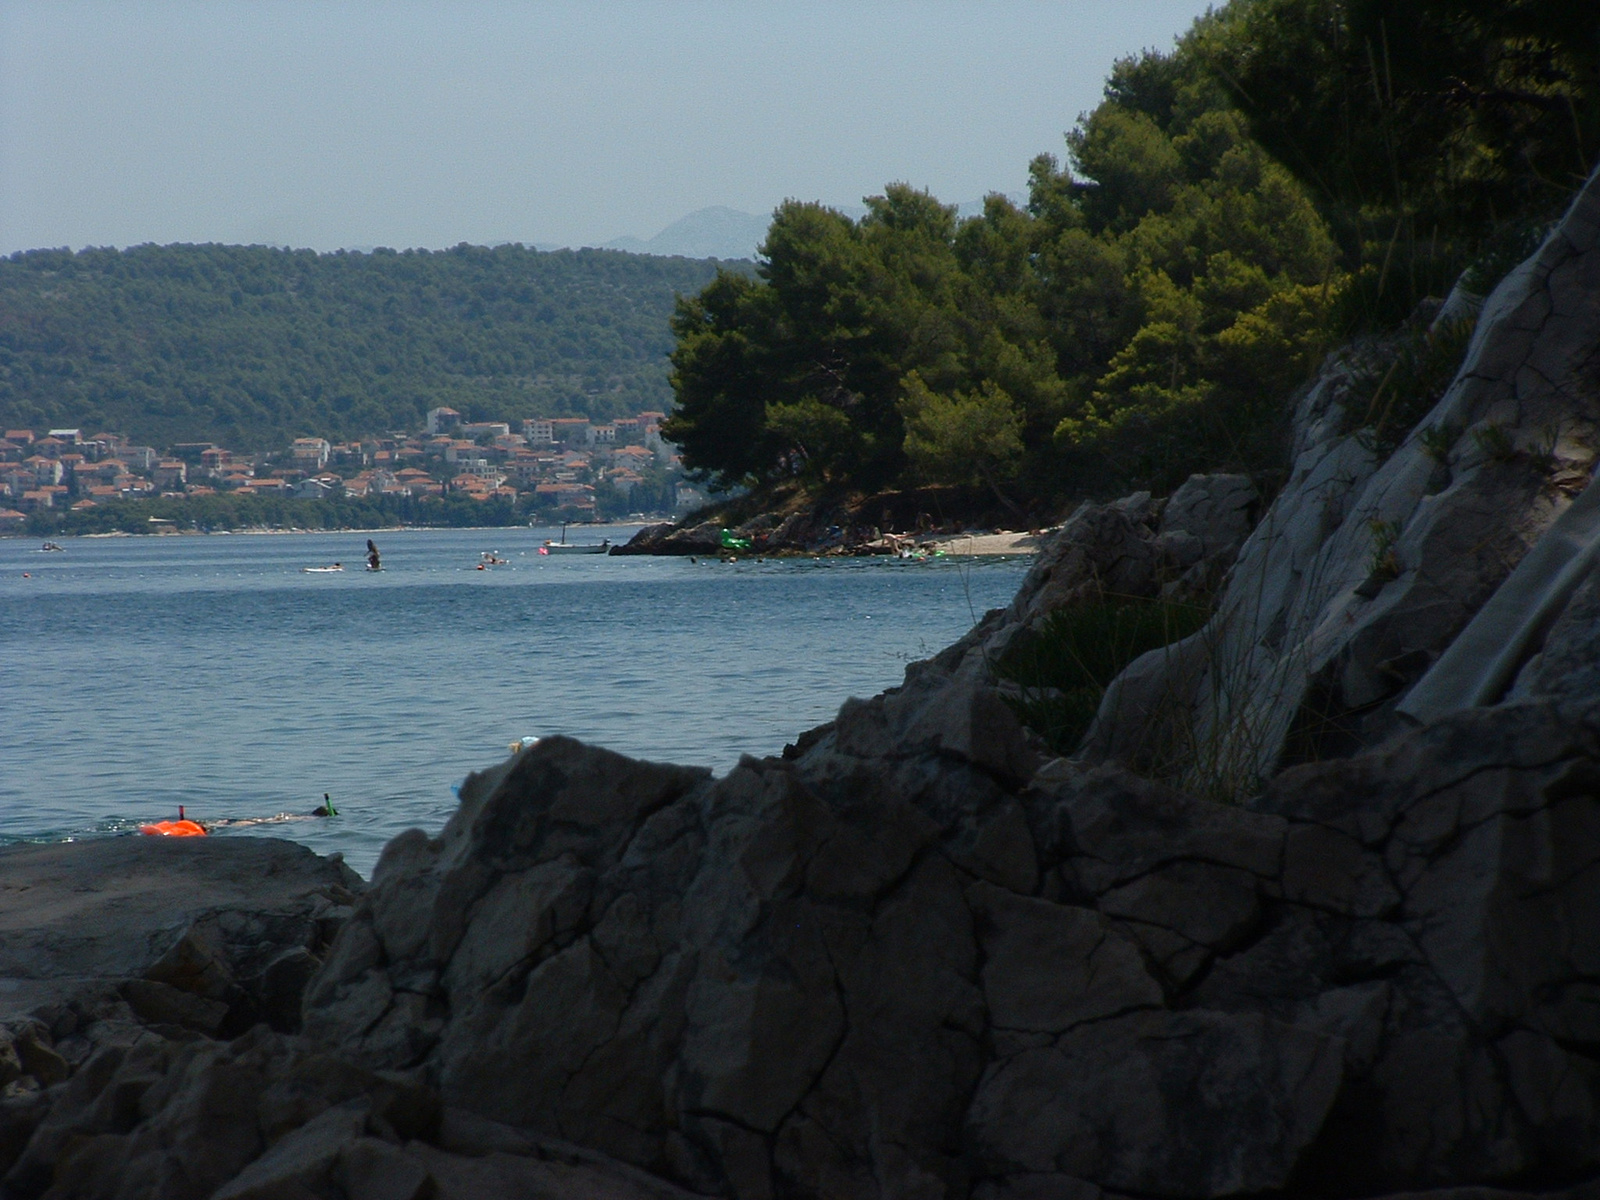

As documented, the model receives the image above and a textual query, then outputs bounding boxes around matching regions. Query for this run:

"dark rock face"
[615,520,724,556]
[1,1025,697,1200]
[289,672,1600,1199]
[0,837,359,1043]
[0,837,361,1191]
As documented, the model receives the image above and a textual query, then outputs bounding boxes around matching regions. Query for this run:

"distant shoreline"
[4,519,648,540]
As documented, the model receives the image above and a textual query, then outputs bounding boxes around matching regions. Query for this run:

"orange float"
[140,806,207,836]
[140,819,207,837]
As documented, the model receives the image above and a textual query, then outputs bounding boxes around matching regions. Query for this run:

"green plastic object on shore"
[719,529,753,551]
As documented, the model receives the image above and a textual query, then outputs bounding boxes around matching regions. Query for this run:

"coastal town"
[0,405,709,533]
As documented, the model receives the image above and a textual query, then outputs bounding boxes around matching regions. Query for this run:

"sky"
[0,1,1216,255]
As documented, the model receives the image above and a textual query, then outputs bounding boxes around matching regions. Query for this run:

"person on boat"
[366,539,381,570]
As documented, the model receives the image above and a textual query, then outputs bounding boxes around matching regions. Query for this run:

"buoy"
[141,803,207,836]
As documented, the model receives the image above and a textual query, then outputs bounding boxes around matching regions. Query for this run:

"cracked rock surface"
[286,671,1600,1200]
[1086,164,1600,784]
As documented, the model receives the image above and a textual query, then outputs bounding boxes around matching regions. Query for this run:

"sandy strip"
[923,530,1049,556]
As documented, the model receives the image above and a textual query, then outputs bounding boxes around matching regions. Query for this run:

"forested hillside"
[0,243,733,449]
[664,0,1598,509]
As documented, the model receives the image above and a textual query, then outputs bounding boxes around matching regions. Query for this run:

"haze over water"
[0,527,1029,877]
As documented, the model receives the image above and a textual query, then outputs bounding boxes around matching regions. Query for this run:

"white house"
[291,438,331,469]
[426,406,462,436]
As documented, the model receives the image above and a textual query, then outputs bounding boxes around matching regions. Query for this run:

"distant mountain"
[602,207,772,261]
[599,196,1026,262]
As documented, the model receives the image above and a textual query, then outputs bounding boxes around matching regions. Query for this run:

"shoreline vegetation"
[651,0,1595,539]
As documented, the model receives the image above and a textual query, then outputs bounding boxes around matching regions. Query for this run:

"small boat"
[40,541,63,552]
[537,522,609,556]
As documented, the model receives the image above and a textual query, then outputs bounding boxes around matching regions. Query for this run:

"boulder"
[0,837,359,1186]
[0,837,358,1058]
[613,521,723,556]
[1,1024,694,1200]
[1158,473,1259,560]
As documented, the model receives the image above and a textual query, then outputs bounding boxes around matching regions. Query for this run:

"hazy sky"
[1,1,1215,255]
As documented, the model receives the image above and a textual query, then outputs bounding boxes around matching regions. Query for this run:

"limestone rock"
[1085,163,1600,784]
[1159,473,1259,560]
[968,882,1161,1034]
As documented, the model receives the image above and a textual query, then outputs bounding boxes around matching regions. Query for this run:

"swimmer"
[206,794,338,827]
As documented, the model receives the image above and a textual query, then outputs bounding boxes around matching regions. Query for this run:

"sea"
[0,526,1031,878]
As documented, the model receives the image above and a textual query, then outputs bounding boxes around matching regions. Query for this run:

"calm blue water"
[0,527,1028,877]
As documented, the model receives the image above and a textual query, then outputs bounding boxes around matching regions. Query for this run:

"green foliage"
[666,20,1346,503]
[1366,517,1403,580]
[1473,422,1518,462]
[995,595,1212,754]
[1345,314,1478,453]
[661,0,1597,509]
[0,243,733,449]
[898,374,1023,504]
[665,186,985,492]
[1196,0,1598,322]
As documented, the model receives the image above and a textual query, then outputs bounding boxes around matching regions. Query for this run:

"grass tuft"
[995,594,1211,756]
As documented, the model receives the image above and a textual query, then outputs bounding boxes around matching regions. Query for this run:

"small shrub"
[1473,422,1517,462]
[1367,517,1403,581]
[995,593,1211,755]
[1462,220,1553,296]
[1346,316,1477,455]
[1418,422,1459,464]
[1530,422,1562,474]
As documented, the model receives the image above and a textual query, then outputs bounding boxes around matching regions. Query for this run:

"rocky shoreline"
[3,169,1599,1200]
[614,504,1046,559]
